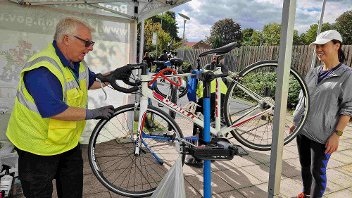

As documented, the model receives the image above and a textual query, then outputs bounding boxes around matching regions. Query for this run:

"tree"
[293,30,304,45]
[335,10,352,45]
[241,28,262,46]
[142,20,173,57]
[261,23,303,45]
[207,18,242,48]
[242,28,254,46]
[300,23,333,44]
[262,23,281,46]
[150,11,181,42]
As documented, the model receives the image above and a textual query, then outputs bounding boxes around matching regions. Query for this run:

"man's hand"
[85,105,114,120]
[325,133,340,154]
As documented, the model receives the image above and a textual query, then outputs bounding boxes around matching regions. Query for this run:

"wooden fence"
[177,45,352,76]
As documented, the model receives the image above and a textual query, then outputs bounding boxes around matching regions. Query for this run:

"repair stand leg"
[203,80,211,198]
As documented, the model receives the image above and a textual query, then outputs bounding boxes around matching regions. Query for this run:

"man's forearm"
[89,81,101,89]
[51,106,86,121]
[90,71,112,90]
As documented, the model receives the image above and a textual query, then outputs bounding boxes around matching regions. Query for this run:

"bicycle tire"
[88,104,185,197]
[224,60,309,151]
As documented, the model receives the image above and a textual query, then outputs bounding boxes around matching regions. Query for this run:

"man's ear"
[62,35,70,46]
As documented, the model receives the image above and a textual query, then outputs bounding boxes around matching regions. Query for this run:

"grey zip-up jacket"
[293,63,352,144]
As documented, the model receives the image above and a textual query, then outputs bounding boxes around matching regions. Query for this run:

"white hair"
[54,17,94,41]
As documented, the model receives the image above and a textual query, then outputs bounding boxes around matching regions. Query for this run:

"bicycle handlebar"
[96,63,146,93]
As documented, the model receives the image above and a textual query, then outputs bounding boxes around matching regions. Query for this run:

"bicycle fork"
[134,88,148,154]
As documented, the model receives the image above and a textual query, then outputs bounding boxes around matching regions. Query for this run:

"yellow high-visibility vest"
[6,44,89,156]
[196,79,228,98]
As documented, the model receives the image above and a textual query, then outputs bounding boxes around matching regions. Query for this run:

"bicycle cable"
[96,78,108,100]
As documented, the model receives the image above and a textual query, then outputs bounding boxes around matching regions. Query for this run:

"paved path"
[13,125,351,198]
[71,122,352,198]
[13,95,352,198]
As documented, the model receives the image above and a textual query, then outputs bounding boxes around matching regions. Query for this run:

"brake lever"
[95,74,108,100]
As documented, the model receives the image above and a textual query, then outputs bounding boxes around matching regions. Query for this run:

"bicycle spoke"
[88,104,184,197]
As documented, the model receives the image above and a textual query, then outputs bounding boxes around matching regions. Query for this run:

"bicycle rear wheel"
[88,104,185,197]
[224,60,309,151]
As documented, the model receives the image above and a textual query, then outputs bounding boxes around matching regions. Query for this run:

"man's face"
[65,25,94,62]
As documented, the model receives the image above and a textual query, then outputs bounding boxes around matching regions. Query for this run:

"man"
[158,49,168,61]
[6,17,116,198]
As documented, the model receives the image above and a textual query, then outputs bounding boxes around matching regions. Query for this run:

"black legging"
[193,93,225,145]
[296,134,331,198]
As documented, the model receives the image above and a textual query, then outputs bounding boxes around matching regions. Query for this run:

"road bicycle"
[88,42,309,197]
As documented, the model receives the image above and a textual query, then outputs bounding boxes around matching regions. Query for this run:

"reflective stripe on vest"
[16,88,38,113]
[16,56,88,112]
[22,56,67,100]
[81,61,89,88]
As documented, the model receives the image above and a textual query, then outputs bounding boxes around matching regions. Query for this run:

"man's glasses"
[73,35,95,47]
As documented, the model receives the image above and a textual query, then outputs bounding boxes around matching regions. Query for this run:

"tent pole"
[268,0,296,197]
[130,20,138,63]
[139,19,145,63]
[310,0,327,69]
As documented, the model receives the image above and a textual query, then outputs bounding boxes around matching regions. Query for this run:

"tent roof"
[8,0,191,22]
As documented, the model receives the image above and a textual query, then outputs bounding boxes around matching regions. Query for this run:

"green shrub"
[239,72,301,110]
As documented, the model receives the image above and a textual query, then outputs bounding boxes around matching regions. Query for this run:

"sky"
[171,0,352,42]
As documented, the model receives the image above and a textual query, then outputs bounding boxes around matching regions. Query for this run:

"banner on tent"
[0,2,131,143]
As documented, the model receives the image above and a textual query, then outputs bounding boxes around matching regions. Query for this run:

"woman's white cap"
[309,30,342,47]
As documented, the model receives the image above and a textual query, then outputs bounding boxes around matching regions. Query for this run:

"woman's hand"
[289,125,296,134]
[325,133,340,154]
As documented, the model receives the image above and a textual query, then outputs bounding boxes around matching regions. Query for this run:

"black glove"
[112,65,133,82]
[85,105,114,120]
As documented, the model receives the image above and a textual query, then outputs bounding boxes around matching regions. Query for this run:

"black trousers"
[16,145,83,198]
[296,134,331,198]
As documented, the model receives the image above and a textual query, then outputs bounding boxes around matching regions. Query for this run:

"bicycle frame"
[133,66,275,157]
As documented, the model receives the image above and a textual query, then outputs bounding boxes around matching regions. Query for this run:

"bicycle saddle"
[198,42,239,57]
[170,58,183,66]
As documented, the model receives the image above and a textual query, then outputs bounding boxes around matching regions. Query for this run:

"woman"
[292,30,352,198]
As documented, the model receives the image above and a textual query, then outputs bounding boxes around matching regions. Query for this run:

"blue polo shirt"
[23,41,96,118]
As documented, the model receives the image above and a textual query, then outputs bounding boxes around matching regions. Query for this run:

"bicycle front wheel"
[88,104,185,197]
[224,60,309,151]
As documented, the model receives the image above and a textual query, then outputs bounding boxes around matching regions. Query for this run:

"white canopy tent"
[0,0,189,143]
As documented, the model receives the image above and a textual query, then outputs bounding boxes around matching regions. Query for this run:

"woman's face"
[315,41,340,62]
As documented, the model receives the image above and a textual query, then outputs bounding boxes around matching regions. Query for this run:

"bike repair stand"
[186,70,248,198]
[202,74,212,198]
